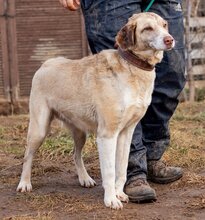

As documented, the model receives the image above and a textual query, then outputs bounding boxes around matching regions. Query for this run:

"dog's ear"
[115,24,137,50]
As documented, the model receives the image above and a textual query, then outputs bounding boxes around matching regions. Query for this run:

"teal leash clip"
[144,0,155,12]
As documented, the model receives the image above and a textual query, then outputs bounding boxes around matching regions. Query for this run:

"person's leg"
[125,0,185,194]
[127,123,147,181]
[81,0,141,53]
[125,123,156,202]
[81,0,156,202]
[140,0,186,183]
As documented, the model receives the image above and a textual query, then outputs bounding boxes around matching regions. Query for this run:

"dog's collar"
[118,48,155,71]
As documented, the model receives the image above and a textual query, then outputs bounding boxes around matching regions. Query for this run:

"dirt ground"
[0,102,205,220]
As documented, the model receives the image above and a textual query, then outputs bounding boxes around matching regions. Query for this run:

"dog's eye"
[142,26,153,32]
[163,23,168,28]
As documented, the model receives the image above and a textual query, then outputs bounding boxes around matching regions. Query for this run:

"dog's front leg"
[97,134,123,209]
[115,125,136,202]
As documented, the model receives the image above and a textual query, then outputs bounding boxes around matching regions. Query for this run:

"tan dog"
[17,12,175,209]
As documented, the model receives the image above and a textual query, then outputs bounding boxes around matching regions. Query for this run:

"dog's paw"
[16,181,32,192]
[79,176,96,188]
[104,196,123,210]
[116,191,129,203]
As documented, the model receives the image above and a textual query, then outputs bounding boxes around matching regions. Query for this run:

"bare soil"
[0,102,205,220]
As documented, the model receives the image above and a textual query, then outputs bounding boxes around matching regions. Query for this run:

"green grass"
[173,109,205,122]
[40,131,74,159]
[2,145,24,157]
[164,102,205,171]
[39,131,96,160]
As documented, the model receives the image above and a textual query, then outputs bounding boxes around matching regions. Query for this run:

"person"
[58,0,186,202]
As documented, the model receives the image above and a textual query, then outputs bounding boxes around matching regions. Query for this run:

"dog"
[17,12,175,209]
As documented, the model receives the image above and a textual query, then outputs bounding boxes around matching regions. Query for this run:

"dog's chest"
[120,80,153,127]
[121,80,152,108]
[123,87,137,108]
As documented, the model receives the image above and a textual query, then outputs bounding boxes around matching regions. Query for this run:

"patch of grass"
[83,134,97,157]
[195,88,205,102]
[0,121,27,157]
[0,127,8,146]
[2,145,24,157]
[192,111,205,122]
[40,131,74,160]
[183,87,205,102]
[3,212,53,220]
[14,193,102,214]
[1,101,205,180]
[173,109,205,122]
[0,116,97,163]
[39,131,97,161]
[164,101,205,171]
[14,193,62,211]
[0,126,5,137]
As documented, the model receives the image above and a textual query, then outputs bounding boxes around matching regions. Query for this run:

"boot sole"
[148,173,183,184]
[128,194,157,203]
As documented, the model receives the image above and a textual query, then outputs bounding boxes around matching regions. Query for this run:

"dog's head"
[116,12,175,51]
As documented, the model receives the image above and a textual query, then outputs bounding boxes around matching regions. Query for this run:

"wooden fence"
[0,1,205,114]
[0,0,87,114]
[184,0,205,101]
[189,16,205,79]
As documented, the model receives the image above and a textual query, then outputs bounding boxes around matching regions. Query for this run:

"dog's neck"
[118,48,163,71]
[131,49,164,66]
[118,48,154,71]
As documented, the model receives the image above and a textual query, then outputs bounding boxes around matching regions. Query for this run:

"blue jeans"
[81,0,186,180]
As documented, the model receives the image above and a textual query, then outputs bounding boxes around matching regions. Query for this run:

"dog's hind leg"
[17,102,51,192]
[115,125,135,203]
[71,127,96,187]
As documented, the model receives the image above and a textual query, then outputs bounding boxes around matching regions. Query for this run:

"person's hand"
[59,0,80,11]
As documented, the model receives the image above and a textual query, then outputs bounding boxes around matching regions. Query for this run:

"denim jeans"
[81,0,186,180]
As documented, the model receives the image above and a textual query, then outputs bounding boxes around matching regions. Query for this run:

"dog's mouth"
[148,40,175,51]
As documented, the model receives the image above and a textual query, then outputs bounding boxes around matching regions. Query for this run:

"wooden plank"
[80,11,88,57]
[190,48,205,59]
[189,32,205,44]
[185,1,195,101]
[15,0,84,98]
[0,0,11,101]
[190,17,205,28]
[192,65,205,75]
[7,0,20,104]
[194,81,205,89]
[0,2,4,97]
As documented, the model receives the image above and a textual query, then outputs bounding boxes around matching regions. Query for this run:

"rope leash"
[144,0,155,12]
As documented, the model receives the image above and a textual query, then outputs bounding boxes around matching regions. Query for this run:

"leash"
[144,0,155,12]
